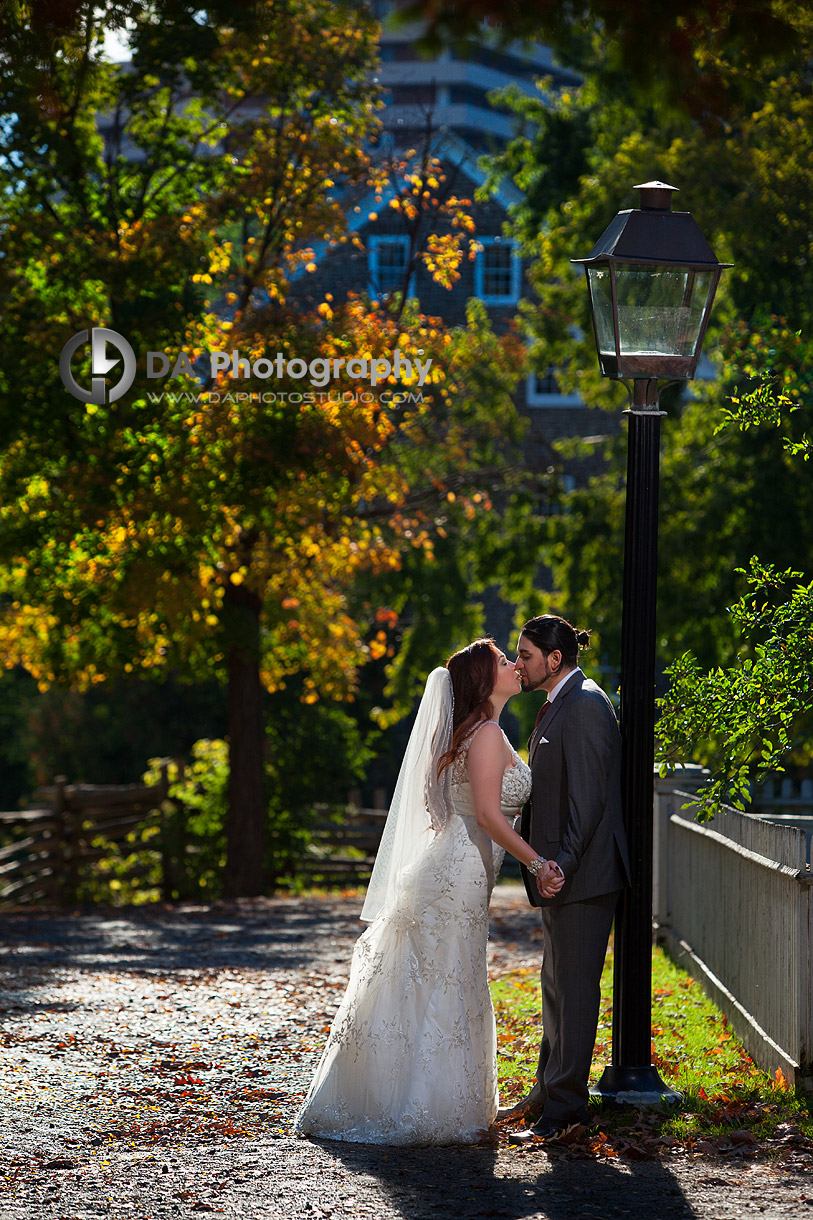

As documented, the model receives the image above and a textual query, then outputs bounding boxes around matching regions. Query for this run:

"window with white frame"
[474,238,520,304]
[368,235,411,298]
[525,364,582,408]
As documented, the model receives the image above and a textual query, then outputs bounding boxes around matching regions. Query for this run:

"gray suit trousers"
[536,890,620,1123]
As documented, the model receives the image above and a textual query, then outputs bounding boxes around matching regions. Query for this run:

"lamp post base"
[590,1065,683,1108]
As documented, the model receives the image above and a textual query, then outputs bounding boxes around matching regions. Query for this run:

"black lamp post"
[572,181,730,1103]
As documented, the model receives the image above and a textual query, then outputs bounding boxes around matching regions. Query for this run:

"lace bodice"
[450,720,531,813]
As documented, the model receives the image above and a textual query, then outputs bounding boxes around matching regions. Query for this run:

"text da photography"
[150,347,433,387]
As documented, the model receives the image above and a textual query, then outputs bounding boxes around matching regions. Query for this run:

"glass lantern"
[574,183,730,381]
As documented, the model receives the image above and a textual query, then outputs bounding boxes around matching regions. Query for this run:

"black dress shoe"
[508,1117,588,1146]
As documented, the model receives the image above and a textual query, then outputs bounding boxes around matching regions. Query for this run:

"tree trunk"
[223,581,266,897]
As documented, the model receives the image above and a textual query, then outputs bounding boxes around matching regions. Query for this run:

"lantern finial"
[634,181,679,211]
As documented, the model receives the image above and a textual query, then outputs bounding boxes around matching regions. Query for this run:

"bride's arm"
[467,723,561,889]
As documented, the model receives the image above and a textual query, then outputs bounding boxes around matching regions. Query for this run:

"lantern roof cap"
[572,194,730,269]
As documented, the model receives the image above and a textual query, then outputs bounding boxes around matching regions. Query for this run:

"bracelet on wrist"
[526,856,546,877]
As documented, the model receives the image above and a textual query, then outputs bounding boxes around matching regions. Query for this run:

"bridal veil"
[360,666,454,923]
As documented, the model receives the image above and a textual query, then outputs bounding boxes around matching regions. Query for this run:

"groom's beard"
[520,658,559,691]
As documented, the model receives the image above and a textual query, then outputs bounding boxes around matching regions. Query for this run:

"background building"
[290,7,610,482]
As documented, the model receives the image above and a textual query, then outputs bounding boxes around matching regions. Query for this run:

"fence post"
[802,868,813,1087]
[158,761,169,802]
[51,776,76,906]
[653,764,709,934]
[159,761,172,903]
[160,760,186,903]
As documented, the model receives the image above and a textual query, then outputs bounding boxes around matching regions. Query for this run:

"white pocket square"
[538,736,550,744]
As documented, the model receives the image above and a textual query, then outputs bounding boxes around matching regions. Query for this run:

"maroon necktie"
[534,701,551,729]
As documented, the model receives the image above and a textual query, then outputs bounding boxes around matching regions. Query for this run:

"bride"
[293,638,563,1145]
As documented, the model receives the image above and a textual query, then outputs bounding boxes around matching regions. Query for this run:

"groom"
[506,614,631,1143]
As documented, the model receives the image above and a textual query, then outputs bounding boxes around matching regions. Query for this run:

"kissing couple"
[294,614,631,1146]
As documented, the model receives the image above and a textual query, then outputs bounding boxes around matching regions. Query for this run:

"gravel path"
[0,885,810,1219]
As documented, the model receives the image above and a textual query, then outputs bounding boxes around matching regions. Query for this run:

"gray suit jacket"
[520,670,631,907]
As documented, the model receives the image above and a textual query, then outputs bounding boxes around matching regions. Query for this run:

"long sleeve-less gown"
[293,723,532,1145]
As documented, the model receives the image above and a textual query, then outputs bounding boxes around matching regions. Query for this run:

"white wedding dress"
[293,722,532,1145]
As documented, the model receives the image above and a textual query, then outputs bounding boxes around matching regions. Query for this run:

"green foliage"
[136,693,372,900]
[144,740,229,898]
[73,812,165,907]
[486,10,813,398]
[478,23,813,816]
[720,324,813,461]
[545,355,813,818]
[478,18,813,671]
[480,81,594,247]
[655,365,813,818]
[657,559,813,818]
[264,690,373,885]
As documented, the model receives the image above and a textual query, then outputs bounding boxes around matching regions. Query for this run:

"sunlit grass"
[491,938,813,1150]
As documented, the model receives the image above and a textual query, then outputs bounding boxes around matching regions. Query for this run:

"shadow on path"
[0,885,541,1009]
[317,1139,700,1220]
[0,895,363,979]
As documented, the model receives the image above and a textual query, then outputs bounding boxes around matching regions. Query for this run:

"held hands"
[535,860,565,899]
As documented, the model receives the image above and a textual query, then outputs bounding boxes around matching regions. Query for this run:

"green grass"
[491,939,813,1154]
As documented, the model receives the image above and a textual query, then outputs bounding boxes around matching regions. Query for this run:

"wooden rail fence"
[296,803,387,886]
[0,767,169,907]
[0,775,392,904]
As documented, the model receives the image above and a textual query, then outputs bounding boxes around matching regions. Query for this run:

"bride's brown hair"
[437,638,499,777]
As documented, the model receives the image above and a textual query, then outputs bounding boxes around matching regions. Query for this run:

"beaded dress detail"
[293,722,531,1145]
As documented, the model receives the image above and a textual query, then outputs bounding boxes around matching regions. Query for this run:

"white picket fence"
[750,777,813,860]
[653,767,813,1090]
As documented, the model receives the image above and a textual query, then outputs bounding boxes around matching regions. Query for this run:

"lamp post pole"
[594,379,681,1101]
[572,182,731,1104]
